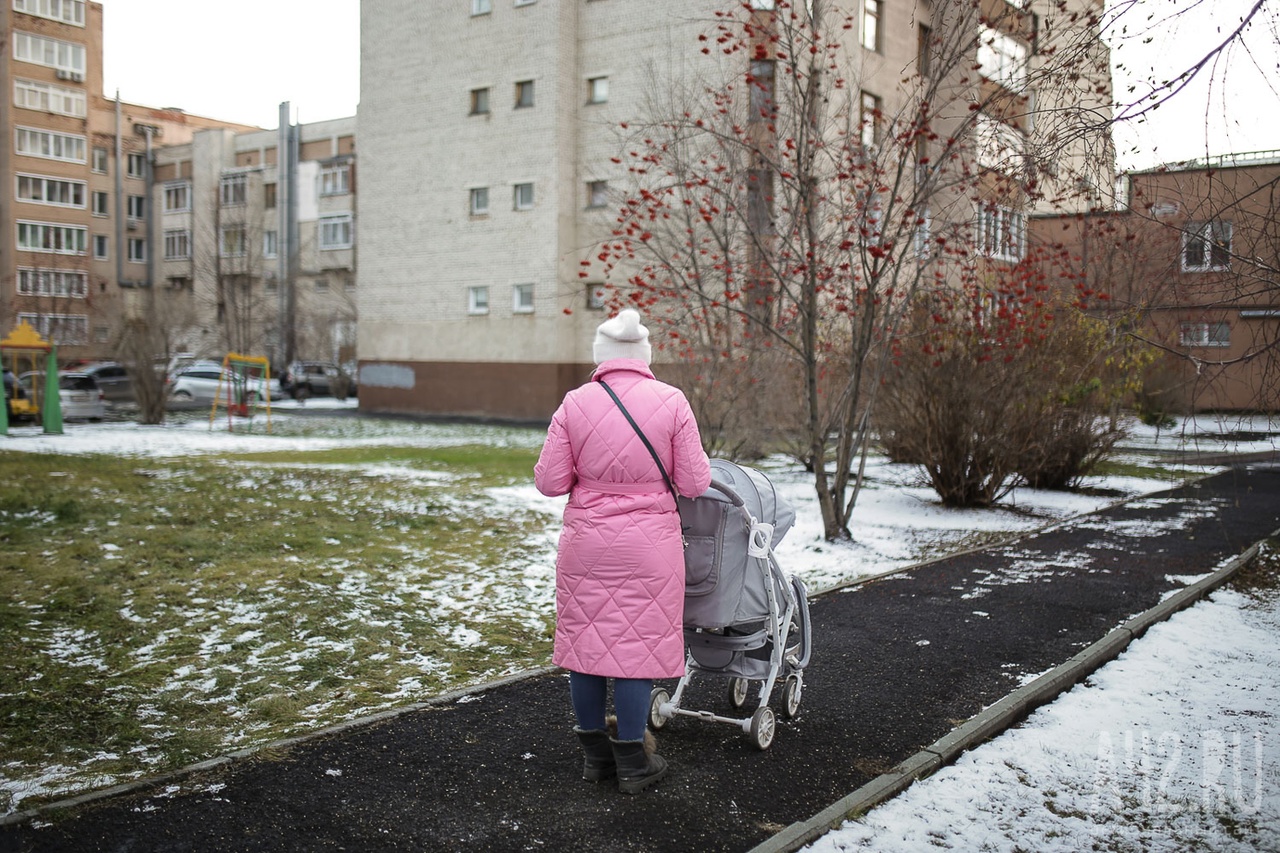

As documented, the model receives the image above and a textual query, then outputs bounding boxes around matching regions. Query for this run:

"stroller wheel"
[648,687,671,730]
[783,674,802,718]
[749,707,776,750]
[727,677,750,710]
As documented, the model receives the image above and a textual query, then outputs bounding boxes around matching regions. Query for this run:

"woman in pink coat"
[535,309,711,794]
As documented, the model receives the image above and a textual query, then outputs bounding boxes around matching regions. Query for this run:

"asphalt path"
[4,463,1279,853]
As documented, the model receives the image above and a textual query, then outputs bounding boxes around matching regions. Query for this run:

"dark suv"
[77,361,133,403]
[280,361,356,399]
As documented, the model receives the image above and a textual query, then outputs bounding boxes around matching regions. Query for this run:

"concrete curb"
[0,665,559,829]
[747,531,1276,853]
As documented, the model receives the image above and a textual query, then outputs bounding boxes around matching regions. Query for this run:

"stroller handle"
[706,478,746,507]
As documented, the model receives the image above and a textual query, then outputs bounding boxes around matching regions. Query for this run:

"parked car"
[76,361,133,403]
[167,363,278,405]
[279,361,356,399]
[17,371,107,421]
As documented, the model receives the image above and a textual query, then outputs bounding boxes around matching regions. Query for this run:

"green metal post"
[42,347,63,435]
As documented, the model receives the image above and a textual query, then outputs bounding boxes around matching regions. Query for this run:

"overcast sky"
[100,0,1278,170]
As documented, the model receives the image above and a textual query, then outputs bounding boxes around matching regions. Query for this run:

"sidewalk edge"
[747,531,1275,853]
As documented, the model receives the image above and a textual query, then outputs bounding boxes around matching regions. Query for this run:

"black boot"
[575,728,616,782]
[611,738,668,794]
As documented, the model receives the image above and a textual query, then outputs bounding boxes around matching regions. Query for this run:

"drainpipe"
[114,92,123,293]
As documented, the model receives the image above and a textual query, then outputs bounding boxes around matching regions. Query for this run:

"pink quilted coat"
[535,359,711,679]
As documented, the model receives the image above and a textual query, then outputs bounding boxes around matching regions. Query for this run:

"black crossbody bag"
[597,380,680,505]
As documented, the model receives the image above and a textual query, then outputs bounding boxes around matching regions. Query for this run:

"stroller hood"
[700,459,795,547]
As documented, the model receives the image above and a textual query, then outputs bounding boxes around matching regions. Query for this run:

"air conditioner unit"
[55,69,71,80]
[69,71,84,83]
[127,219,139,230]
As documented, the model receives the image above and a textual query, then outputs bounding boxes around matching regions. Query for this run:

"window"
[514,0,535,5]
[470,186,490,215]
[512,283,534,314]
[315,278,330,293]
[91,190,108,216]
[470,87,491,115]
[16,173,85,208]
[976,205,1026,261]
[127,238,146,263]
[93,234,107,259]
[263,230,278,258]
[15,127,86,163]
[166,276,191,291]
[1182,221,1231,272]
[163,229,190,260]
[914,206,933,260]
[749,60,775,120]
[92,146,108,173]
[978,26,1028,92]
[127,152,146,178]
[220,173,247,206]
[164,181,191,212]
[587,283,607,310]
[975,113,1026,173]
[264,182,277,209]
[513,182,534,210]
[127,194,145,221]
[17,267,87,298]
[918,25,933,77]
[220,225,246,257]
[862,0,880,52]
[18,313,88,345]
[320,163,350,196]
[749,0,776,7]
[515,79,535,108]
[471,0,491,14]
[587,76,608,104]
[587,180,609,209]
[14,0,87,26]
[320,213,354,249]
[468,285,490,315]
[14,78,86,117]
[13,31,86,74]
[859,91,881,148]
[747,169,775,235]
[1179,322,1231,348]
[17,220,86,254]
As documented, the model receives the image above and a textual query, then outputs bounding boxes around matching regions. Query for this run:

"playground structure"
[210,353,273,433]
[1,321,62,435]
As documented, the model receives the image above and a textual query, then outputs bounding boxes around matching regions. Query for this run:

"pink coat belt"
[576,477,669,495]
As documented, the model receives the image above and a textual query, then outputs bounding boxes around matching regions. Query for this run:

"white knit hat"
[593,309,652,364]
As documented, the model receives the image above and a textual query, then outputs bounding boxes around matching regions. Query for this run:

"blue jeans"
[568,671,652,742]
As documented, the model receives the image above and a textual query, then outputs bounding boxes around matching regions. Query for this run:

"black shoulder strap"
[598,380,679,503]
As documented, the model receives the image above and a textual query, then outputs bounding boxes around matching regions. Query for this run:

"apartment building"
[150,116,358,369]
[357,0,1113,421]
[2,0,261,361]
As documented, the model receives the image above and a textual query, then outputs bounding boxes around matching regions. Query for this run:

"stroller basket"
[647,460,812,750]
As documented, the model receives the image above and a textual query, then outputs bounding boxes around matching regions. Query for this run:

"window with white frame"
[862,0,880,52]
[91,146,107,173]
[16,173,85,208]
[320,213,353,250]
[472,0,491,14]
[13,0,86,26]
[15,127,86,163]
[17,220,86,254]
[92,234,107,259]
[468,285,490,315]
[977,205,1025,261]
[470,186,490,215]
[587,180,609,208]
[17,267,87,298]
[1181,221,1231,272]
[750,60,775,120]
[470,87,490,115]
[127,194,145,221]
[914,206,933,260]
[163,229,190,260]
[975,112,1026,173]
[512,283,535,313]
[91,191,107,216]
[1179,321,1230,348]
[127,237,146,263]
[19,312,88,345]
[978,26,1028,92]
[515,79,535,108]
[513,182,534,210]
[586,283,606,310]
[220,173,247,206]
[14,78,86,117]
[263,230,278,258]
[749,0,775,7]
[320,163,350,196]
[514,0,535,6]
[127,152,146,178]
[13,31,86,74]
[164,181,190,212]
[220,225,246,257]
[859,91,882,148]
[587,76,608,104]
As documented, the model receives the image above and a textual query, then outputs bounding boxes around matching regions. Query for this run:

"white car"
[167,363,278,405]
[18,371,108,421]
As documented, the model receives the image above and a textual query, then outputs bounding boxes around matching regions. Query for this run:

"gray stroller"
[647,459,812,749]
